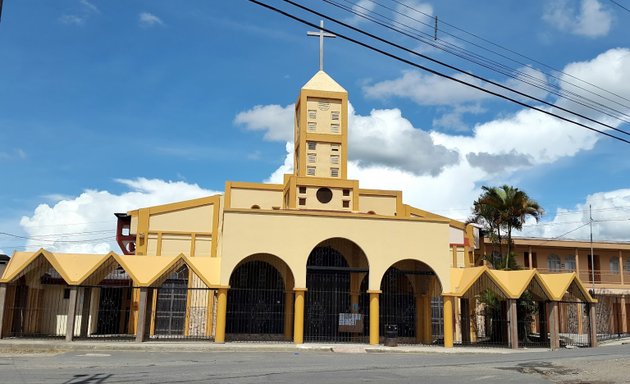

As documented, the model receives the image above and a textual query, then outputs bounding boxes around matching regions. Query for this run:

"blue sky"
[1,0,629,254]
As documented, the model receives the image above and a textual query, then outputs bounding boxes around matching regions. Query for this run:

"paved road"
[1,345,629,384]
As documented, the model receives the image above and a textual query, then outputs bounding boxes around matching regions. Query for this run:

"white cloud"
[543,0,613,38]
[432,104,486,132]
[346,0,376,25]
[139,12,164,27]
[363,70,487,106]
[19,178,219,254]
[520,189,630,241]
[394,0,433,32]
[363,66,549,108]
[234,104,294,141]
[59,0,99,26]
[0,148,28,161]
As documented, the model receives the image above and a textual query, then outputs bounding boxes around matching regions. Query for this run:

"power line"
[0,231,115,243]
[386,0,630,108]
[252,0,630,144]
[326,0,630,127]
[608,0,630,14]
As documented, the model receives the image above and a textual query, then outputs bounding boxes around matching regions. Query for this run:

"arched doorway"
[305,238,369,343]
[379,260,442,344]
[226,255,293,341]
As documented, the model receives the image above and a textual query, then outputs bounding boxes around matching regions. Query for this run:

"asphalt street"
[1,344,629,384]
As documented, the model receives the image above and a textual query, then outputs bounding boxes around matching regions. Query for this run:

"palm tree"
[470,185,544,270]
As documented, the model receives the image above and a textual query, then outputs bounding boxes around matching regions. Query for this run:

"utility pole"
[590,204,595,292]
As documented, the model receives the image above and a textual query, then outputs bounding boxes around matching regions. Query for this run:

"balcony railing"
[535,268,626,285]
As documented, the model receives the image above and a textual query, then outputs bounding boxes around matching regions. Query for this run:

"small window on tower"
[330,155,339,164]
[343,189,350,196]
[342,200,350,208]
[331,144,339,152]
[308,153,317,163]
[308,122,316,132]
[299,198,306,206]
[307,166,316,176]
[331,111,340,121]
[308,110,317,119]
[307,141,317,150]
[299,186,306,194]
[331,124,340,134]
[330,168,339,177]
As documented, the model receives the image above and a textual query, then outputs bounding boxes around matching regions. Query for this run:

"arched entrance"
[379,260,442,344]
[226,255,294,341]
[305,238,369,343]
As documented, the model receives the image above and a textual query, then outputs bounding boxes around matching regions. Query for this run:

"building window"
[307,166,316,176]
[331,124,340,133]
[343,189,350,196]
[299,198,306,206]
[308,109,316,119]
[342,200,350,208]
[331,111,340,121]
[624,258,630,274]
[610,257,620,273]
[491,251,502,268]
[251,205,260,209]
[307,141,317,150]
[308,122,316,132]
[330,167,339,177]
[548,254,561,272]
[330,155,339,164]
[308,153,317,163]
[564,256,576,271]
[299,186,306,194]
[331,144,339,152]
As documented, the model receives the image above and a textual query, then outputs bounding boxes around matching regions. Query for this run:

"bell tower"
[294,71,348,179]
[282,21,358,212]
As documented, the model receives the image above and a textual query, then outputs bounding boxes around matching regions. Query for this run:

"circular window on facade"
[316,187,333,204]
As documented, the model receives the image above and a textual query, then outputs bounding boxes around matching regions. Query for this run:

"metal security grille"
[305,245,369,343]
[558,301,590,347]
[380,268,415,341]
[154,266,189,337]
[226,260,287,341]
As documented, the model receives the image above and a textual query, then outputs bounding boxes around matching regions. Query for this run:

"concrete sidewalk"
[0,338,544,354]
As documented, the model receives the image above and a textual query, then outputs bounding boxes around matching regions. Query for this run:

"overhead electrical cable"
[387,0,630,108]
[327,0,630,126]
[249,0,630,144]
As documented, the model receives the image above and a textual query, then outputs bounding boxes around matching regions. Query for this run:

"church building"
[0,34,600,349]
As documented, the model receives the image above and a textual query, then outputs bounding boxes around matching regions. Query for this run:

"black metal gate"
[380,268,415,342]
[154,266,188,337]
[305,245,369,343]
[226,260,286,341]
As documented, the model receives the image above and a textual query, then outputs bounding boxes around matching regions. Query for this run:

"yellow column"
[422,295,433,344]
[293,288,306,344]
[415,295,423,344]
[284,291,294,341]
[443,296,454,348]
[214,287,228,344]
[368,290,380,345]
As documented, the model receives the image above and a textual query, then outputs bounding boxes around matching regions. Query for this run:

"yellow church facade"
[0,70,598,349]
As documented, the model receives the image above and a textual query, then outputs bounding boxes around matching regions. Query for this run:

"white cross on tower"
[307,20,336,71]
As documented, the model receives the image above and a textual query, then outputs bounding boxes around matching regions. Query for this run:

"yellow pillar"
[293,288,306,344]
[369,290,380,345]
[415,296,423,344]
[214,287,228,344]
[284,291,294,341]
[443,296,454,348]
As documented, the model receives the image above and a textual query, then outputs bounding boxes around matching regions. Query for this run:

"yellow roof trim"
[447,266,488,296]
[538,273,575,301]
[487,269,537,298]
[0,251,42,283]
[49,253,111,285]
[115,254,183,287]
[184,256,222,288]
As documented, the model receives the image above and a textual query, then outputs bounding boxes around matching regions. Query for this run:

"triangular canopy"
[114,254,181,287]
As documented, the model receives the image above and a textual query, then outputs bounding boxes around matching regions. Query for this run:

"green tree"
[469,185,544,270]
